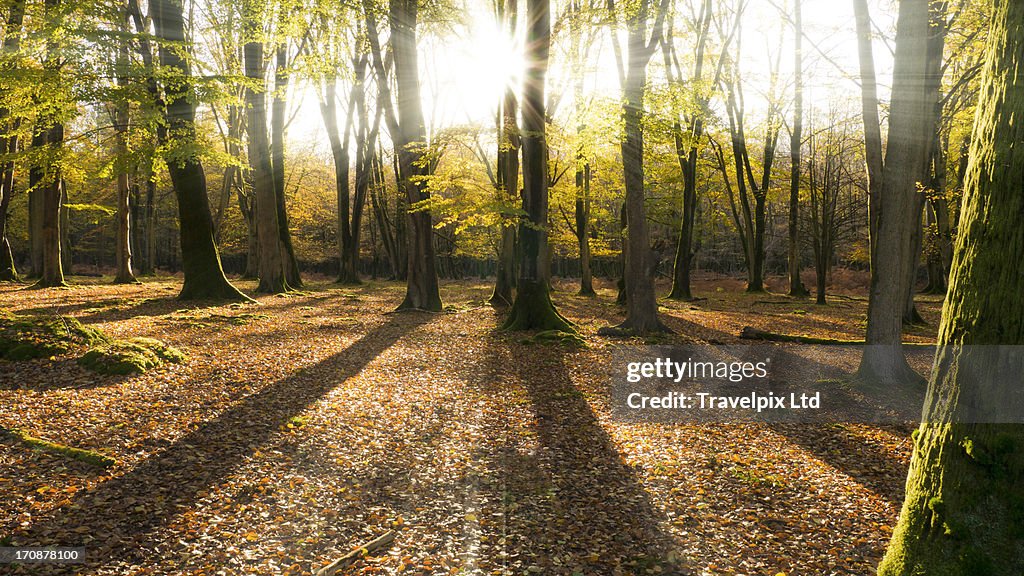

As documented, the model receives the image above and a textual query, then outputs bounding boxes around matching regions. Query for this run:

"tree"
[35,0,66,288]
[857,0,936,385]
[367,0,442,311]
[0,0,26,282]
[878,1,1024,571]
[152,0,248,301]
[487,0,520,306]
[806,112,860,305]
[901,0,949,325]
[501,0,573,331]
[599,0,670,335]
[113,6,137,285]
[243,0,290,294]
[127,0,163,277]
[852,0,883,257]
[568,0,597,297]
[665,0,735,301]
[271,10,303,289]
[787,0,808,297]
[720,5,783,294]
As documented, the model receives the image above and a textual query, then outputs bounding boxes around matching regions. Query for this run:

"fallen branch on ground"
[315,530,396,576]
[739,327,934,348]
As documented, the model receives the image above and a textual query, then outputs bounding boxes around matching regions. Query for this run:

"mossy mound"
[78,337,186,375]
[0,312,108,361]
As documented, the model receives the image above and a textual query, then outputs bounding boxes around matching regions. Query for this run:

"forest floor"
[0,273,943,575]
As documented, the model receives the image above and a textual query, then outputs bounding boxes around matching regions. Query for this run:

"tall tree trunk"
[576,162,594,296]
[570,0,594,298]
[490,0,519,306]
[0,0,25,282]
[215,105,241,244]
[878,2,1024,572]
[350,84,378,285]
[858,0,936,385]
[152,0,248,301]
[853,0,884,260]
[601,0,670,334]
[387,0,441,311]
[114,13,137,284]
[126,0,159,276]
[35,0,65,288]
[502,0,572,331]
[143,161,156,274]
[28,129,43,278]
[903,194,926,324]
[369,150,399,279]
[272,40,302,288]
[0,151,15,281]
[788,0,808,297]
[903,4,947,323]
[239,188,258,279]
[667,0,714,302]
[59,183,70,275]
[321,73,350,283]
[243,19,288,295]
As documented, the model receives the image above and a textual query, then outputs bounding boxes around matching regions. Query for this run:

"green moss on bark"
[501,280,574,332]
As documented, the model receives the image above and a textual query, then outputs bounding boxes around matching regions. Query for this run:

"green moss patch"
[78,337,186,375]
[2,427,115,469]
[0,312,108,361]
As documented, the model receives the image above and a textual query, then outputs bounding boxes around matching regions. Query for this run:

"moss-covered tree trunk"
[502,0,571,332]
[879,2,1024,571]
[858,0,935,385]
[152,0,248,301]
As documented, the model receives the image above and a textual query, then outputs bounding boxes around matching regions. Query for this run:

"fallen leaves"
[0,276,927,575]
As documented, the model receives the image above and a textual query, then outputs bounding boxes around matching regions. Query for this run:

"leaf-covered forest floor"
[0,274,943,575]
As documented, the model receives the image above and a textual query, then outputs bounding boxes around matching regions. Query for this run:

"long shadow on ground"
[475,336,687,575]
[5,312,435,574]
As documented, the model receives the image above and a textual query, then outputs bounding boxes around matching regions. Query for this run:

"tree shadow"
[769,422,911,505]
[475,337,688,574]
[4,312,435,572]
[0,358,134,392]
[758,346,920,504]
